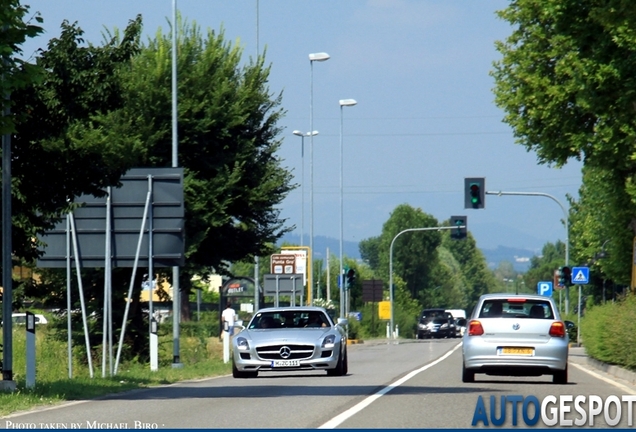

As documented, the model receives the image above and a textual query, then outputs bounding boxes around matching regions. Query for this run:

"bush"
[580,294,636,371]
[347,318,362,340]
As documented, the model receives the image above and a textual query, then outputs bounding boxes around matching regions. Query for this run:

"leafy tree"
[391,274,422,339]
[361,204,441,300]
[13,13,291,346]
[568,166,632,285]
[0,0,43,308]
[522,241,565,290]
[441,221,497,308]
[492,0,636,289]
[359,235,381,270]
[0,1,43,134]
[426,246,467,309]
[117,20,293,318]
[11,18,144,266]
[493,0,636,171]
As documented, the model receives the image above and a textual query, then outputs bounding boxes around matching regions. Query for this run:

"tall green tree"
[11,18,144,265]
[116,20,293,317]
[522,240,565,290]
[0,1,43,134]
[568,166,632,285]
[440,221,497,308]
[360,204,441,300]
[16,15,292,329]
[492,0,636,287]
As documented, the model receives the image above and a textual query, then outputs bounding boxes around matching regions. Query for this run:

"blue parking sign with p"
[537,281,553,297]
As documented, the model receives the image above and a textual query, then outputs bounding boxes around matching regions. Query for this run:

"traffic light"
[346,268,356,287]
[450,215,467,239]
[561,266,572,286]
[464,177,485,209]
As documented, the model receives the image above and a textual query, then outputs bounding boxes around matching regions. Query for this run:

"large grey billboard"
[37,167,185,268]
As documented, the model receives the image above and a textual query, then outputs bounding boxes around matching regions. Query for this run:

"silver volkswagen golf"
[231,306,348,378]
[462,293,569,384]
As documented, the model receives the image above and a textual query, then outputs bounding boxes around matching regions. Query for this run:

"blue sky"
[19,0,583,254]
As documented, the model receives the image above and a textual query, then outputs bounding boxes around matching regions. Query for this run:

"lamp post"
[308,52,329,298]
[338,99,357,318]
[292,130,318,246]
[170,0,183,369]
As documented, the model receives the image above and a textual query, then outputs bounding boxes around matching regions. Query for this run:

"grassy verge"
[0,326,232,417]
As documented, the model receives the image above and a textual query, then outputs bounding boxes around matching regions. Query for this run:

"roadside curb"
[347,339,364,345]
[585,356,636,386]
[570,346,636,386]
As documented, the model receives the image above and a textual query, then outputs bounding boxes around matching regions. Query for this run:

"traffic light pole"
[486,190,570,313]
[389,225,465,340]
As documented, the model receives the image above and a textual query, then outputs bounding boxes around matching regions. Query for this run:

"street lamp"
[292,130,318,246]
[339,98,357,318]
[308,52,330,303]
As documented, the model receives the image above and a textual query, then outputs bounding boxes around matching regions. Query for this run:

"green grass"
[0,326,232,417]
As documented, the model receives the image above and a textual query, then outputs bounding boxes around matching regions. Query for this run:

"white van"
[445,309,466,319]
[446,309,467,337]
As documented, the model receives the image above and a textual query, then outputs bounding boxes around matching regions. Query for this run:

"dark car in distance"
[417,308,455,339]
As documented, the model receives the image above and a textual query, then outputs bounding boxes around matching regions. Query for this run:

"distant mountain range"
[280,235,536,272]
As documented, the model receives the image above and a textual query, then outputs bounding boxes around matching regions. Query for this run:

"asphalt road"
[2,339,635,429]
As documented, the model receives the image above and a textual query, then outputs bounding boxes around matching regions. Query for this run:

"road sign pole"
[570,266,589,347]
[577,284,582,346]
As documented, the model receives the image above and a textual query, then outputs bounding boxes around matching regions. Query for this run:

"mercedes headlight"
[236,336,250,351]
[322,334,336,348]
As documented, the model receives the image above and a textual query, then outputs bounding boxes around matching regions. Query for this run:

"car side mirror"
[337,318,348,326]
[564,320,575,330]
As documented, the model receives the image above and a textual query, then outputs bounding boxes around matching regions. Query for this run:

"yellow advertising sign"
[378,301,391,320]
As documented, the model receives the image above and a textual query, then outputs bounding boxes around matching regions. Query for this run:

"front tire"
[342,348,348,375]
[327,347,347,376]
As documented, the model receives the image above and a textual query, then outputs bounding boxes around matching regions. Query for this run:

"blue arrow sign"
[571,267,590,284]
[537,281,553,297]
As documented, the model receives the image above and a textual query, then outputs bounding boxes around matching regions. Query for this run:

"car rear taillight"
[468,320,484,336]
[549,321,566,338]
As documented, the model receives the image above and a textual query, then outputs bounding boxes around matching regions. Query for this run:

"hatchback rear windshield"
[478,299,554,319]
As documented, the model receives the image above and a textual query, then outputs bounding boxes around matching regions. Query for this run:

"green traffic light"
[469,183,480,206]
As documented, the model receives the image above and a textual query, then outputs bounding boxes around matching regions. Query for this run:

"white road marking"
[318,342,463,429]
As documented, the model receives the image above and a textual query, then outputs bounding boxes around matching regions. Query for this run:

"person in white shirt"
[221,300,237,337]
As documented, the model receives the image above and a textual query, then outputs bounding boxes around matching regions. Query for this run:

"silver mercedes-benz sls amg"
[231,306,348,378]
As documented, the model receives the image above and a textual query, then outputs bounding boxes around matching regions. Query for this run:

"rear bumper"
[463,338,569,374]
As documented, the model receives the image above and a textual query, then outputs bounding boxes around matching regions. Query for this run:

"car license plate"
[499,347,533,355]
[271,359,300,367]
